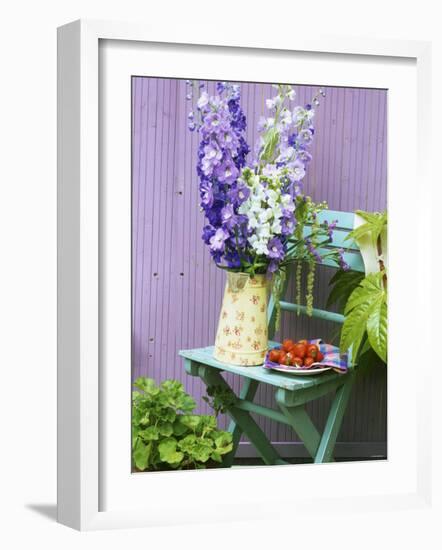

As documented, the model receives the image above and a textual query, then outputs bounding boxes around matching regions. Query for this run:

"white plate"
[268,365,332,375]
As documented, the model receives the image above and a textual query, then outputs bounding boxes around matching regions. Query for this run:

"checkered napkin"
[264,339,349,374]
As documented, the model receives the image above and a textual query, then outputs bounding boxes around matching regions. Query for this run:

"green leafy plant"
[202,385,237,417]
[327,210,387,365]
[132,377,233,471]
[347,210,387,252]
[340,271,387,362]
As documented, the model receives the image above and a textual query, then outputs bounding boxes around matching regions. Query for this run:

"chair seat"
[179,342,343,392]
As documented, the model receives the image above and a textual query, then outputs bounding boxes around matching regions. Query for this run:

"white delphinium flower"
[266,95,283,111]
[249,200,263,215]
[271,218,282,234]
[279,108,292,127]
[262,164,279,179]
[292,105,315,125]
[249,234,269,256]
[265,188,279,209]
[247,213,260,230]
[281,193,296,212]
[290,160,306,182]
[257,222,271,240]
[276,145,296,164]
[287,88,296,101]
[258,208,273,225]
[197,91,209,110]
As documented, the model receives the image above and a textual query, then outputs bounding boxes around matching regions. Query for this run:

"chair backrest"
[302,209,364,272]
[268,209,364,332]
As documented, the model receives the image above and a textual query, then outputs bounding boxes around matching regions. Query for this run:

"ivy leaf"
[367,300,387,362]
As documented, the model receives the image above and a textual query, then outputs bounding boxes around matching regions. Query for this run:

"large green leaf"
[139,425,159,441]
[189,440,213,463]
[158,438,184,466]
[178,434,198,453]
[340,272,387,360]
[179,415,202,431]
[214,433,233,455]
[367,300,388,362]
[172,416,189,436]
[133,439,152,471]
[345,210,387,249]
[341,298,378,358]
[158,422,173,437]
[344,272,383,314]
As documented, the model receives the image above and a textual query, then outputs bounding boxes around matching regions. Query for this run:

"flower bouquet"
[187,81,348,365]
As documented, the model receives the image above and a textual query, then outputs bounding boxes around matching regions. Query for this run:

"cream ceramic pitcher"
[213,272,269,366]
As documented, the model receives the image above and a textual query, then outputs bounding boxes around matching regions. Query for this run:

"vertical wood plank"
[132,77,387,448]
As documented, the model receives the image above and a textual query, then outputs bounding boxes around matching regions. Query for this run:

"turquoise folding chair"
[180,210,363,465]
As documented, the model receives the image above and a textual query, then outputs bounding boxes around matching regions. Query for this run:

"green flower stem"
[306,261,316,316]
[295,261,302,315]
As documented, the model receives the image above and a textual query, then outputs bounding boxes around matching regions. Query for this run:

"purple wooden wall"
[132,78,387,453]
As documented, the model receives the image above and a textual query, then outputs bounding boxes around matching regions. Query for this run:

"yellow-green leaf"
[367,300,387,362]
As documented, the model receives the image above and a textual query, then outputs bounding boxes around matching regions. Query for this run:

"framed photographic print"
[57,19,432,530]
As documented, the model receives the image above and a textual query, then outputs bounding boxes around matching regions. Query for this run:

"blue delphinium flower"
[189,82,250,266]
[337,248,350,271]
[188,81,322,275]
[267,237,285,260]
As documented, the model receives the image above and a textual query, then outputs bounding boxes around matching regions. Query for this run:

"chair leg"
[314,375,355,463]
[224,378,259,467]
[197,365,284,465]
[276,402,321,459]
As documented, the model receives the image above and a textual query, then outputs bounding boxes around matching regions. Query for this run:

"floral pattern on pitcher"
[213,273,268,366]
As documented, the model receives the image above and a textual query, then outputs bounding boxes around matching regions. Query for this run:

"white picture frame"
[57,19,433,531]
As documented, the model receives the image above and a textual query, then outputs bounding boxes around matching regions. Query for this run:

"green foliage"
[340,271,387,361]
[340,271,387,363]
[345,210,387,250]
[327,210,388,366]
[132,377,233,471]
[326,269,365,313]
[202,385,237,417]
